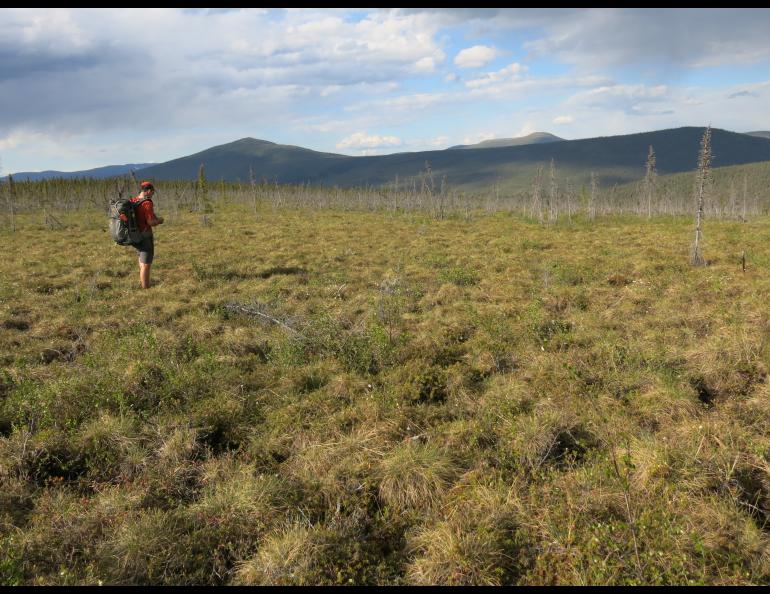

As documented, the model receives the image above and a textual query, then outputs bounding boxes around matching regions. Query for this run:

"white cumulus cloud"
[336,132,402,150]
[462,132,496,145]
[553,115,574,125]
[465,62,526,88]
[454,45,499,69]
[517,122,538,137]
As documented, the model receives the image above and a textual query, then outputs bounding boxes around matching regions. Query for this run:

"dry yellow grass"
[2,203,770,584]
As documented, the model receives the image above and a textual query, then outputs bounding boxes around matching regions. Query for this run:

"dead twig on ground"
[223,302,303,337]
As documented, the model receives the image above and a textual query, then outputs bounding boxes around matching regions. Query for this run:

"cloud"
[424,135,450,148]
[465,73,611,101]
[0,130,67,163]
[347,92,447,114]
[5,8,770,172]
[395,8,584,32]
[566,84,670,116]
[454,45,499,69]
[547,78,770,142]
[336,132,402,150]
[397,135,452,151]
[462,132,496,144]
[553,115,574,125]
[517,122,537,137]
[0,8,446,137]
[465,62,526,88]
[405,9,770,72]
[728,90,759,99]
[522,8,770,71]
[341,72,613,129]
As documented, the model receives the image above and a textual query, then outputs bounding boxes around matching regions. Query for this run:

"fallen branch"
[223,302,303,337]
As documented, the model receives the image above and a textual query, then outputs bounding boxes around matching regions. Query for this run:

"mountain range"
[9,128,770,193]
[8,163,155,182]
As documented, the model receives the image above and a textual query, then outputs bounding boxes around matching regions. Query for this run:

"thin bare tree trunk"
[6,174,16,233]
[589,171,598,221]
[691,126,712,266]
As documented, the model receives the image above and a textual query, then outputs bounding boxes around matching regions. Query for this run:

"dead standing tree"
[197,163,213,227]
[691,126,712,267]
[589,171,598,221]
[548,159,558,223]
[742,172,748,222]
[643,145,657,219]
[5,173,16,232]
[249,165,259,217]
[531,165,544,223]
[565,180,574,224]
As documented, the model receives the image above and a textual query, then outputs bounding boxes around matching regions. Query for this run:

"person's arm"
[145,201,164,226]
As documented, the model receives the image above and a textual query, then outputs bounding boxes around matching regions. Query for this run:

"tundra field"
[2,189,770,585]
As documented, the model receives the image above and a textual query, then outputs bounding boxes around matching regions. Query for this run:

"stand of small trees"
[2,136,770,231]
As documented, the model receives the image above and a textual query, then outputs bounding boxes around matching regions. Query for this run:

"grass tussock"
[406,481,526,585]
[3,204,770,584]
[233,524,330,586]
[377,441,458,514]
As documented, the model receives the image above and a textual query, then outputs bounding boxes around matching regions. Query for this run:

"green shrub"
[439,267,479,287]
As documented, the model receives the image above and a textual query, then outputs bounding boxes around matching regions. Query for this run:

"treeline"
[608,159,770,220]
[2,158,770,231]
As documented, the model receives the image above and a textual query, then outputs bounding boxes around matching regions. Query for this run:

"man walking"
[131,181,164,289]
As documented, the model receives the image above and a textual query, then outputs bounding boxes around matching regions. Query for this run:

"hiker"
[131,181,164,289]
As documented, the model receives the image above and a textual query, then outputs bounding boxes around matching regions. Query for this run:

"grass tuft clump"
[233,524,331,586]
[377,441,458,514]
[405,481,528,585]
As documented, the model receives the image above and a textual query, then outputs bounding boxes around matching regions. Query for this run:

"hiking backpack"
[108,196,146,246]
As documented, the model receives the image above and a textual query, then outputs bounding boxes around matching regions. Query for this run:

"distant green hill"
[136,127,770,194]
[6,163,155,182]
[447,132,564,150]
[138,138,351,185]
[746,131,770,140]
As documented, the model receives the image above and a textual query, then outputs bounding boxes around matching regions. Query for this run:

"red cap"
[140,180,154,190]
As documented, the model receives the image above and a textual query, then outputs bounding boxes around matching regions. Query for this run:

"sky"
[2,7,770,174]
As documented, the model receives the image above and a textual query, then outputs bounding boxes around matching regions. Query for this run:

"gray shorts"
[133,232,154,264]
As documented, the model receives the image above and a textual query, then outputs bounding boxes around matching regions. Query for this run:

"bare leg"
[139,262,151,289]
